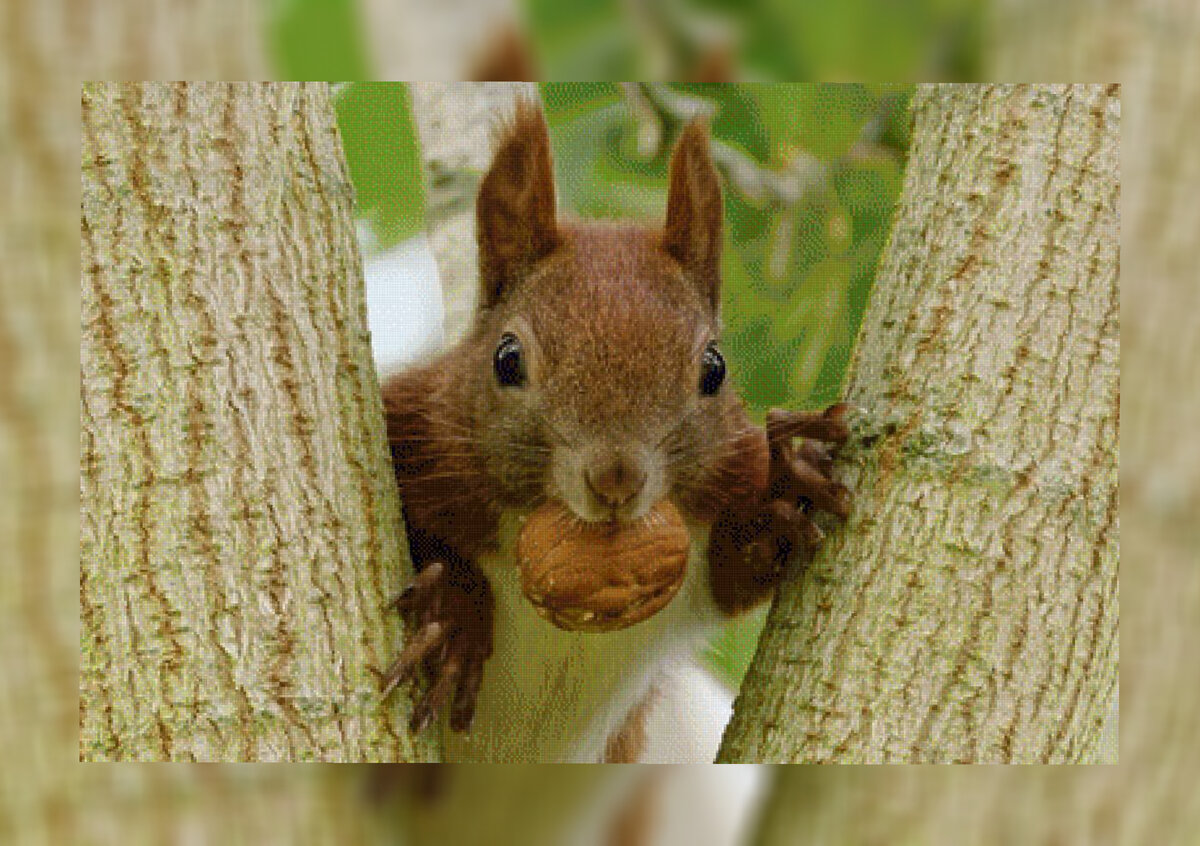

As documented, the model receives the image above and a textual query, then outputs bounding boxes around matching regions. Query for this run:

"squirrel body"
[380,97,850,762]
[443,510,721,762]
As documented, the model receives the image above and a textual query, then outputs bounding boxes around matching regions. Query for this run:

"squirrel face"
[469,97,742,524]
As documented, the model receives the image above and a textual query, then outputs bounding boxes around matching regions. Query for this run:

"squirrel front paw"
[379,561,494,733]
[707,403,851,614]
[744,403,852,573]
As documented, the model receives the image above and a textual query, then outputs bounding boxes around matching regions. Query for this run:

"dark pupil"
[700,344,725,395]
[494,333,525,387]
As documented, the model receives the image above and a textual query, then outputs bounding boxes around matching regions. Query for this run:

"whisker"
[401,468,546,485]
[389,436,551,456]
[389,433,553,458]
[390,449,550,466]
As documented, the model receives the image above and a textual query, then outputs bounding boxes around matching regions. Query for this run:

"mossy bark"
[80,82,431,762]
[720,84,1119,763]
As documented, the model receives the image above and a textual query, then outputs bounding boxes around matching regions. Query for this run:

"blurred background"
[270,0,982,82]
[9,0,1194,841]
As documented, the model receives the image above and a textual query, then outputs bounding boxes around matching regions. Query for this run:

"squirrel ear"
[664,118,723,313]
[476,96,559,309]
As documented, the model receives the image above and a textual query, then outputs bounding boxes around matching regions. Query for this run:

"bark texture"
[1110,7,1200,835]
[720,84,1119,763]
[80,82,430,761]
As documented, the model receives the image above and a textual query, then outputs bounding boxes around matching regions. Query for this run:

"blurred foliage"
[522,0,982,81]
[698,0,982,80]
[268,0,369,80]
[270,4,426,248]
[333,84,426,247]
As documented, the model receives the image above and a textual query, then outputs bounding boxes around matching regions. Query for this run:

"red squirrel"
[378,97,850,762]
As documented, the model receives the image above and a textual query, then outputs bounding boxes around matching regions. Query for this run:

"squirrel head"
[467,97,751,523]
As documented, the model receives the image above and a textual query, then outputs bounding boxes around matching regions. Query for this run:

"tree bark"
[80,82,432,762]
[720,84,1119,763]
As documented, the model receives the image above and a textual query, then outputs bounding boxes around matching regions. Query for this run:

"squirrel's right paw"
[379,561,494,733]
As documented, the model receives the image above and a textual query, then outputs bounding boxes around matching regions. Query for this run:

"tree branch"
[719,84,1119,763]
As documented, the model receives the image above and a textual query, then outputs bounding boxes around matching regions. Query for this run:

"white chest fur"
[442,510,725,762]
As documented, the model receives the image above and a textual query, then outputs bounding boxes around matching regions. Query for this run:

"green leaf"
[334,83,426,247]
[669,84,772,163]
[268,0,370,79]
[759,0,979,80]
[540,83,623,123]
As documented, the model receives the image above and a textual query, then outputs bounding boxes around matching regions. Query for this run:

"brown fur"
[475,96,559,311]
[604,770,661,846]
[382,359,503,566]
[664,119,724,313]
[469,26,539,82]
[384,97,785,593]
[382,98,818,752]
[390,101,768,530]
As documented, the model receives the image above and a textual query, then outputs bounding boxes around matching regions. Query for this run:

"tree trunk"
[80,82,431,762]
[720,84,1119,763]
[752,767,1121,845]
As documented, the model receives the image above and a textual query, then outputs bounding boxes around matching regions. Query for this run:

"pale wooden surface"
[747,5,1200,837]
[5,11,428,839]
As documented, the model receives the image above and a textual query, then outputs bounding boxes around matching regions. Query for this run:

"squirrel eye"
[494,332,526,387]
[700,342,726,396]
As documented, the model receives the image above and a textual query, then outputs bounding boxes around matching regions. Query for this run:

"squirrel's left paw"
[744,403,852,571]
[379,561,494,733]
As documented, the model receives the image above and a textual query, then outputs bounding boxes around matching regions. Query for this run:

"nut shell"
[516,500,690,632]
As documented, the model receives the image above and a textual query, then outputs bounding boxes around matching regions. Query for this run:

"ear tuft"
[476,96,559,309]
[664,118,723,313]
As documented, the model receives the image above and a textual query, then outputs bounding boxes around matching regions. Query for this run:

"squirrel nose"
[585,457,647,509]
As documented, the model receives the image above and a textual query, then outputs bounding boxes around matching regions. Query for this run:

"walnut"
[515,500,690,632]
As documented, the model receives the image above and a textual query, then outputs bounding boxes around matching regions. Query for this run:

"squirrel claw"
[379,621,446,700]
[380,561,494,735]
[766,403,852,523]
[410,654,463,734]
[766,403,851,447]
[384,561,444,613]
[734,402,852,574]
[450,658,485,732]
